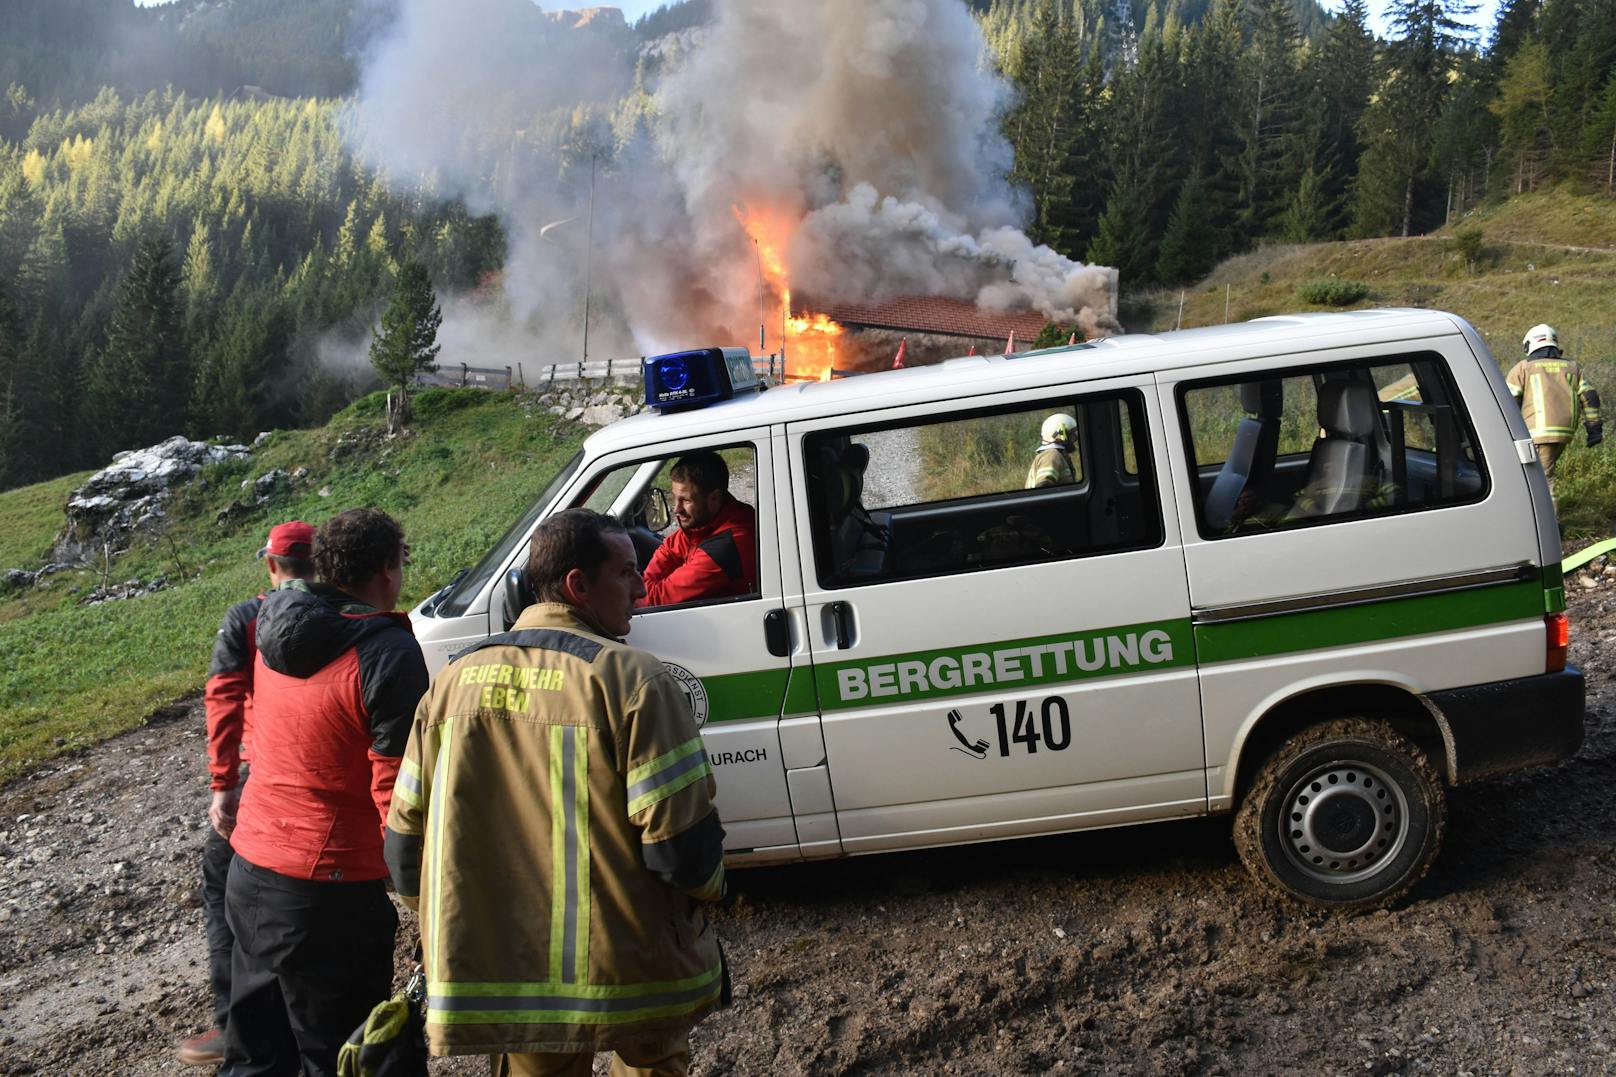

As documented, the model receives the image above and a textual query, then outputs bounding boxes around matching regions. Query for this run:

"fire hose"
[1562,537,1616,575]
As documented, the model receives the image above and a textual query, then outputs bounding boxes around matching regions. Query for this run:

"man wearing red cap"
[178,522,315,1066]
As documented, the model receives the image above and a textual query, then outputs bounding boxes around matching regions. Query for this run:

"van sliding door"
[785,377,1206,855]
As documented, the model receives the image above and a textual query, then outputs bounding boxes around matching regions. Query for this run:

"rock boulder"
[54,436,251,562]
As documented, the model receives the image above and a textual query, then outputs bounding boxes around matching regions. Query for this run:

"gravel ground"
[2,577,1614,1076]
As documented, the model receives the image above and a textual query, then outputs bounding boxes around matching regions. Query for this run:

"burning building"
[349,0,1120,379]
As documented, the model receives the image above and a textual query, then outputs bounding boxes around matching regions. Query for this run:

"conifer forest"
[1,0,1614,493]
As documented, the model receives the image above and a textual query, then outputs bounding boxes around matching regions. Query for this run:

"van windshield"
[431,450,584,619]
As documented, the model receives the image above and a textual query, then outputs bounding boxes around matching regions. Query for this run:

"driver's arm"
[641,532,744,608]
[638,535,684,607]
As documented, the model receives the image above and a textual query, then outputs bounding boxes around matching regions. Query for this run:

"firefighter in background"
[1025,413,1079,488]
[1506,325,1603,494]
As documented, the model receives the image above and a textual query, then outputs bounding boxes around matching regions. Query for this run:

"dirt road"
[2,583,1614,1076]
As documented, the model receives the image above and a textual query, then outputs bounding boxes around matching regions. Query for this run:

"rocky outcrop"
[524,384,648,428]
[53,437,251,562]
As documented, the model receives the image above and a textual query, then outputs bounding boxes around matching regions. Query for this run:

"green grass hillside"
[1139,183,1616,534]
[4,186,1614,782]
[0,389,581,782]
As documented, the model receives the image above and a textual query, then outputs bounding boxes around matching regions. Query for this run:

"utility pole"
[582,154,596,365]
[755,239,766,355]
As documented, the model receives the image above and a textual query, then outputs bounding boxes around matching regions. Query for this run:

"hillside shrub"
[1297,280,1370,306]
[1453,228,1486,271]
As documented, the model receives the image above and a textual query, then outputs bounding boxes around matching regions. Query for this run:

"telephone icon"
[947,708,989,759]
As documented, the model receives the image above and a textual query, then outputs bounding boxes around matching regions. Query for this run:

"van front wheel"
[1234,718,1446,911]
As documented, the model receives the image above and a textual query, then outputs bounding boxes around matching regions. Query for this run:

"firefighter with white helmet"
[1505,324,1602,493]
[1025,413,1079,488]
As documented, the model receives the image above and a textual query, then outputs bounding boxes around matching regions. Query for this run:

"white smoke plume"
[347,0,1118,365]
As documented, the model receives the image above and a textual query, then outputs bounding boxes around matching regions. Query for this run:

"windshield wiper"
[421,567,470,616]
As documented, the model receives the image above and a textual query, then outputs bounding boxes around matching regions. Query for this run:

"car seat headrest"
[1239,379,1283,419]
[842,443,870,474]
[1317,380,1377,439]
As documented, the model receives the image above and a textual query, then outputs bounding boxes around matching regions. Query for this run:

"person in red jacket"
[639,450,758,608]
[223,508,428,1077]
[177,522,315,1068]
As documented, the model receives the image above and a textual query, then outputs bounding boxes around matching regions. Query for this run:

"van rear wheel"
[1234,718,1446,911]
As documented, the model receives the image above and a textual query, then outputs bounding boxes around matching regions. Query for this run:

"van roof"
[584,308,1470,454]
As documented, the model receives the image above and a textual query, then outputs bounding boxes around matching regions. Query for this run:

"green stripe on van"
[1192,578,1543,664]
[702,668,790,723]
[694,576,1548,718]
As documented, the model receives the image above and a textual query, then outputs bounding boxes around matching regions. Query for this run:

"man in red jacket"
[223,508,428,1077]
[640,450,758,608]
[178,522,315,1067]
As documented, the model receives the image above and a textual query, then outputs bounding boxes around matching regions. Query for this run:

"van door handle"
[763,609,790,657]
[828,601,854,649]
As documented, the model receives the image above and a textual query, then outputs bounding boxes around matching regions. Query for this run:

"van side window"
[571,444,762,610]
[1180,354,1490,538]
[805,391,1162,587]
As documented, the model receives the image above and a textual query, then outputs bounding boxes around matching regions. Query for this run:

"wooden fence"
[415,355,786,389]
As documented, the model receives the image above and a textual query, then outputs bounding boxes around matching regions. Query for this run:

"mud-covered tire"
[1234,718,1446,911]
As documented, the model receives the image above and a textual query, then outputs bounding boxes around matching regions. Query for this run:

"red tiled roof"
[795,294,1048,340]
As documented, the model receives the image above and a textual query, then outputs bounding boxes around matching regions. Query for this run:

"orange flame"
[734,204,844,381]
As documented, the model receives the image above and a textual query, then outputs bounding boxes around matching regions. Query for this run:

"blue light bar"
[644,347,761,411]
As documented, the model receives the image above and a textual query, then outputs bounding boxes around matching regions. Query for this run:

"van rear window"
[1178,354,1489,539]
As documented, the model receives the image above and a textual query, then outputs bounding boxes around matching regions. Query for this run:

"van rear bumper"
[1424,667,1586,784]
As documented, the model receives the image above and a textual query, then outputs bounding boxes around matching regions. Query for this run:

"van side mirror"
[502,566,535,632]
[643,487,671,532]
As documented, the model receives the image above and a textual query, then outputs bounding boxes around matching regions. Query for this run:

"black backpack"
[337,965,428,1077]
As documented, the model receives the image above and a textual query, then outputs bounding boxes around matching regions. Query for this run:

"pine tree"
[1351,0,1476,237]
[192,288,288,439]
[1279,163,1333,241]
[1491,41,1553,193]
[1298,0,1375,237]
[1087,158,1157,285]
[1088,32,1176,283]
[1233,0,1303,242]
[1180,0,1247,258]
[181,214,217,330]
[1155,169,1217,283]
[1432,58,1496,217]
[368,260,441,433]
[1585,70,1616,193]
[0,284,22,486]
[1002,0,1087,247]
[1542,0,1616,175]
[85,236,189,454]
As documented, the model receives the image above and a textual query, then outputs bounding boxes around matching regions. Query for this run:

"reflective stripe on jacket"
[1025,444,1077,488]
[1507,354,1601,443]
[385,602,725,1057]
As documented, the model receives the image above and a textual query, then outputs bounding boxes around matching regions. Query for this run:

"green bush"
[1452,228,1486,271]
[1032,322,1083,350]
[1296,280,1370,306]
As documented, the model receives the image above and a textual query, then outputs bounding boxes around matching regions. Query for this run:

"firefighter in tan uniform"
[385,509,726,1077]
[1024,413,1079,488]
[1506,324,1603,493]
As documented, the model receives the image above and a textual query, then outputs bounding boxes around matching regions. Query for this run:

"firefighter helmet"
[1523,324,1559,355]
[1040,413,1078,446]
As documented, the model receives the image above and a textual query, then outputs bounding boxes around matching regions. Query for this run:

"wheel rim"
[1277,759,1410,885]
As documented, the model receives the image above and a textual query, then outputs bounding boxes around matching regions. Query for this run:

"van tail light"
[1546,612,1569,673]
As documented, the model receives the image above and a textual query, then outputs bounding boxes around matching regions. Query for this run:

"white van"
[411,309,1584,910]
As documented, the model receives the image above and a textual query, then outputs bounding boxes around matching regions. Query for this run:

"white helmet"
[1040,413,1078,446]
[1523,324,1558,354]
